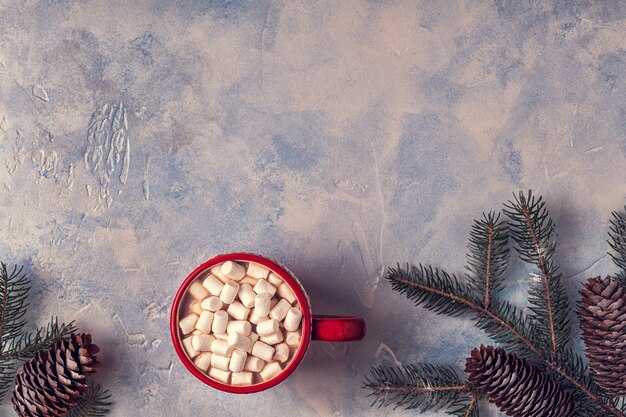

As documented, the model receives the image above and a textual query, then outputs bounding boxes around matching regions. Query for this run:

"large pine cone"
[579,276,626,396]
[465,345,575,417]
[11,333,101,417]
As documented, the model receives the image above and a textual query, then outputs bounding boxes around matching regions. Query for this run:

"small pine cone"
[579,276,626,396]
[11,333,101,417]
[465,345,575,417]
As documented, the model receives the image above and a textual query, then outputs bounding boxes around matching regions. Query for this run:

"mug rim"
[170,252,312,393]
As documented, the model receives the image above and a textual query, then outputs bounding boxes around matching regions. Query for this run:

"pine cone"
[11,333,101,417]
[579,276,626,396]
[465,345,575,417]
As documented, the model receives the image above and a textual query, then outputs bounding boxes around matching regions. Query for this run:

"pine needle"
[465,211,510,309]
[608,207,626,285]
[363,363,474,413]
[0,263,29,352]
[0,361,14,404]
[387,264,477,317]
[3,317,77,361]
[473,300,541,360]
[504,190,572,360]
[64,383,113,417]
[370,192,626,417]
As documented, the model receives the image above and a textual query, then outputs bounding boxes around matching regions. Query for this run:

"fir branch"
[448,393,479,417]
[387,262,624,417]
[363,364,473,412]
[473,300,542,359]
[388,264,544,359]
[64,383,112,417]
[387,264,477,317]
[552,348,610,416]
[503,190,572,360]
[608,207,626,285]
[0,362,13,404]
[2,317,77,361]
[0,263,29,352]
[465,211,510,309]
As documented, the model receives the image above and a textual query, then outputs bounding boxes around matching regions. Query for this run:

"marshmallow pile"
[178,260,303,386]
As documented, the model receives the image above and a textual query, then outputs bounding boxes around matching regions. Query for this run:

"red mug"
[170,252,366,393]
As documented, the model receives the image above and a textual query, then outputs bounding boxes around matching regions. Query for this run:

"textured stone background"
[1,1,625,416]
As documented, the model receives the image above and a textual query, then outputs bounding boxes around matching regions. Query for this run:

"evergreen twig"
[0,362,13,405]
[0,263,111,415]
[387,264,476,317]
[64,383,113,417]
[473,300,541,359]
[386,263,623,416]
[3,317,77,361]
[465,211,509,309]
[0,263,30,404]
[608,207,626,285]
[363,364,474,414]
[503,190,572,361]
[381,188,626,417]
[552,348,611,416]
[0,263,29,352]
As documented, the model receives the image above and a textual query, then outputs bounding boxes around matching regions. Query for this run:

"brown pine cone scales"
[579,276,626,396]
[11,333,101,417]
[465,345,575,417]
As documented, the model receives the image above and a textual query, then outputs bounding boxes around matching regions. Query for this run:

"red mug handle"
[311,315,366,341]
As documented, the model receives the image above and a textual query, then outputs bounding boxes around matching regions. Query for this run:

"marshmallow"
[227,332,251,351]
[214,332,228,340]
[189,300,203,315]
[261,330,283,345]
[211,266,230,284]
[247,332,259,353]
[252,341,275,362]
[182,336,199,359]
[277,282,297,304]
[267,272,283,287]
[227,301,249,320]
[249,309,267,325]
[238,284,256,308]
[212,310,229,334]
[194,352,212,372]
[229,350,247,373]
[227,320,252,336]
[195,311,214,334]
[231,371,253,386]
[256,319,280,337]
[254,293,272,317]
[188,281,209,300]
[286,331,300,347]
[191,334,214,352]
[270,299,291,321]
[240,276,258,286]
[274,343,290,363]
[211,339,234,357]
[284,307,302,331]
[221,261,246,281]
[179,313,199,335]
[246,262,269,279]
[220,281,240,304]
[260,362,282,381]
[209,367,231,383]
[253,279,277,297]
[202,274,224,296]
[211,353,231,371]
[201,296,223,311]
[244,356,265,372]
